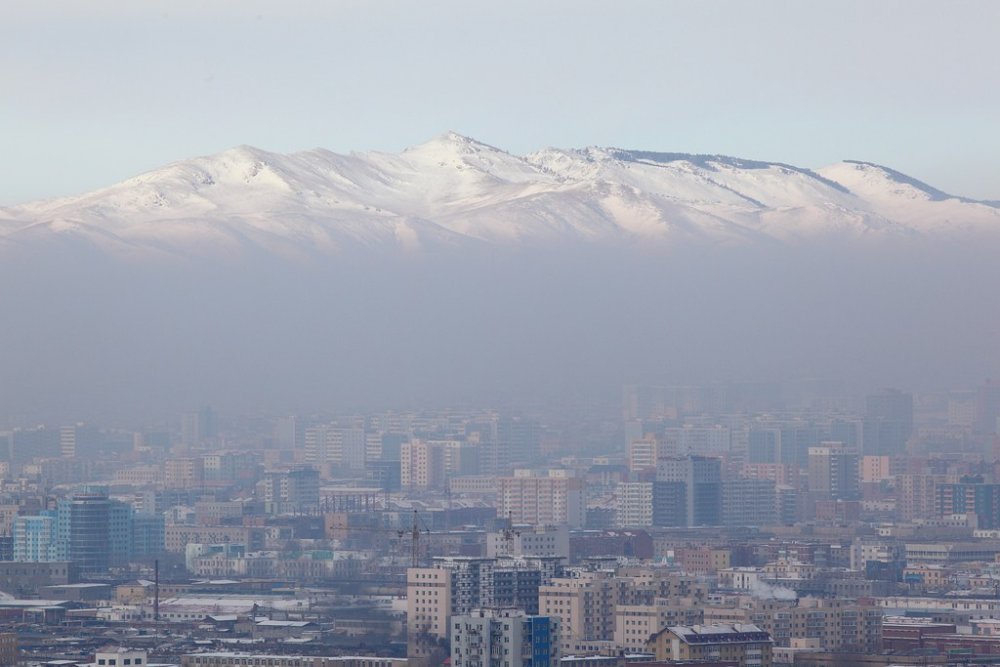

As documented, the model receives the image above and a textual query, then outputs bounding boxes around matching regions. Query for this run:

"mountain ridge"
[3,133,998,260]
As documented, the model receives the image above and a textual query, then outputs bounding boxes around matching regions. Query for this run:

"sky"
[2,0,999,205]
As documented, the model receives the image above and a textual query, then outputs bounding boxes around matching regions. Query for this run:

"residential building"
[616,482,653,528]
[863,389,913,456]
[499,471,585,528]
[722,478,777,527]
[647,623,772,667]
[807,444,858,501]
[13,512,64,562]
[451,609,558,667]
[655,456,722,526]
[486,525,569,560]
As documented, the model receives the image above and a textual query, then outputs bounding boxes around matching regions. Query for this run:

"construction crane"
[402,509,431,568]
[334,509,432,567]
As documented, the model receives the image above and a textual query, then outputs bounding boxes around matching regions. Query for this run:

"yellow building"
[647,623,772,667]
[406,567,453,658]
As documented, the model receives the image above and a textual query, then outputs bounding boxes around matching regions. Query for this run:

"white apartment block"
[498,471,584,528]
[615,482,653,528]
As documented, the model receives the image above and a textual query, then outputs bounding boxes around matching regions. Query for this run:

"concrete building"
[164,525,263,553]
[407,566,453,651]
[647,623,772,666]
[896,473,946,522]
[863,388,913,456]
[703,597,882,652]
[451,609,558,667]
[407,556,560,658]
[13,512,64,562]
[0,561,72,597]
[164,458,205,489]
[628,436,657,473]
[499,471,585,528]
[486,525,569,560]
[95,648,147,667]
[614,601,703,652]
[261,467,320,514]
[615,483,652,528]
[935,480,1000,529]
[655,456,722,526]
[807,444,858,501]
[539,568,706,654]
[722,478,777,527]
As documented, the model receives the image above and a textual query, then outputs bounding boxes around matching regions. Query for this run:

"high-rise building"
[615,482,653,528]
[58,491,113,574]
[722,478,777,527]
[897,473,946,522]
[13,512,64,562]
[131,513,165,559]
[9,426,60,464]
[261,467,320,514]
[498,471,585,528]
[401,440,478,490]
[655,456,722,526]
[627,436,657,472]
[976,381,1000,435]
[540,568,707,654]
[652,481,687,527]
[936,480,1000,529]
[748,428,781,464]
[451,609,558,667]
[660,426,731,458]
[807,444,859,501]
[181,406,218,446]
[863,388,913,456]
[407,556,561,658]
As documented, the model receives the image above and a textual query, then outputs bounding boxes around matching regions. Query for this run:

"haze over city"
[2,4,1000,667]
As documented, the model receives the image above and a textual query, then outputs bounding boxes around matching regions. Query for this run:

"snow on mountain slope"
[526,148,861,210]
[2,133,997,260]
[818,160,1000,234]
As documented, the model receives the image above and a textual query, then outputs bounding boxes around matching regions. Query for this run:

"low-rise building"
[647,623,772,666]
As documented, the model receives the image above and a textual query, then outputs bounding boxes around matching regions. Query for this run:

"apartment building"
[614,601,703,652]
[615,483,653,528]
[647,623,772,666]
[703,597,882,652]
[499,471,584,528]
[451,609,559,667]
[539,568,706,653]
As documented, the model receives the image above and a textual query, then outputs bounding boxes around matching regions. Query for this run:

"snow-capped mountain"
[3,133,1000,421]
[2,131,998,261]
